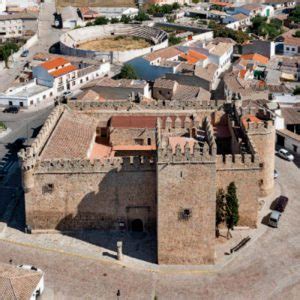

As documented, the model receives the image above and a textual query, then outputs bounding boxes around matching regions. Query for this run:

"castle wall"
[157,162,216,264]
[25,158,157,232]
[109,128,156,146]
[216,154,261,228]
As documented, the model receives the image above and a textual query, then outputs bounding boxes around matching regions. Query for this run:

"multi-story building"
[0,12,37,42]
[0,57,110,108]
[129,39,234,91]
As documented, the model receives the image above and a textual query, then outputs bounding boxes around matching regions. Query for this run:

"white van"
[268,210,281,228]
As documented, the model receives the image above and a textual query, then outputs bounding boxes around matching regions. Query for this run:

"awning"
[281,72,296,81]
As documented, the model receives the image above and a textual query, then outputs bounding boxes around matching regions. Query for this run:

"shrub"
[118,64,138,80]
[94,16,108,25]
[169,35,182,45]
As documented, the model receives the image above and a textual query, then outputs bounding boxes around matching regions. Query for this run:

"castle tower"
[18,148,36,193]
[241,115,275,197]
[157,122,217,265]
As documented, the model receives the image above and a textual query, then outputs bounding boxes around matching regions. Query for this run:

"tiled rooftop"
[41,110,97,160]
[40,57,70,71]
[0,263,43,300]
[49,64,77,77]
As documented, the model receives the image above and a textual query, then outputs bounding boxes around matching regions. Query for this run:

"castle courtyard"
[0,155,299,299]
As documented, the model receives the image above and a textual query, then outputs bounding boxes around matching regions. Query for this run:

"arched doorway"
[131,219,143,232]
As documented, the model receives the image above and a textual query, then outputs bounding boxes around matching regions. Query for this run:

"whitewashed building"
[0,57,110,108]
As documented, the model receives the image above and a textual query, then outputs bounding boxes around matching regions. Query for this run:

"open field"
[56,0,136,8]
[78,36,151,51]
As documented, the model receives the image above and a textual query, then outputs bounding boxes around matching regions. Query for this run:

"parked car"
[278,148,294,161]
[268,210,281,228]
[63,91,72,98]
[274,196,289,213]
[3,106,19,113]
[21,49,29,57]
[274,169,279,179]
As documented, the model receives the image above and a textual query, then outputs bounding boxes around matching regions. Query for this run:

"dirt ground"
[78,36,151,51]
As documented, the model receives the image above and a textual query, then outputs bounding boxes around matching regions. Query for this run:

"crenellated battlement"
[68,98,221,112]
[18,105,66,171]
[36,156,156,174]
[216,153,261,170]
[157,138,215,164]
[202,116,217,156]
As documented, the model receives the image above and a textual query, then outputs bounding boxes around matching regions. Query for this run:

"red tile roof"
[241,114,262,128]
[240,53,269,65]
[49,64,77,77]
[40,57,70,71]
[110,116,157,129]
[180,50,207,64]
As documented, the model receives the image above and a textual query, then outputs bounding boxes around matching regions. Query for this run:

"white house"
[223,13,251,30]
[60,6,85,29]
[278,30,300,56]
[0,80,54,108]
[32,57,110,95]
[231,4,274,18]
[0,57,110,108]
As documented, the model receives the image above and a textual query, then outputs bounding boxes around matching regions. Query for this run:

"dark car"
[274,196,289,213]
[3,106,19,113]
[21,50,29,57]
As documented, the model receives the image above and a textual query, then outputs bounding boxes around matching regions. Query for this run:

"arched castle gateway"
[19,103,275,265]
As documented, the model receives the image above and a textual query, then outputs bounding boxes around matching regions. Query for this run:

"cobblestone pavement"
[0,156,299,299]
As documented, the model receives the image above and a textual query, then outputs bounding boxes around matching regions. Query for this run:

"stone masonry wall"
[109,128,156,146]
[25,159,156,232]
[157,162,216,264]
[216,154,261,228]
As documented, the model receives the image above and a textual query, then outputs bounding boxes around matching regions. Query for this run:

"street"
[0,156,299,299]
[0,0,61,92]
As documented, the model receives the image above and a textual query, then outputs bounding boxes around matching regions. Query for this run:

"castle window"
[178,208,192,221]
[147,138,151,145]
[42,183,54,194]
[134,138,144,145]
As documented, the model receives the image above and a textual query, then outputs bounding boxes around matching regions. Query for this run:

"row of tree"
[208,21,250,44]
[216,182,239,239]
[249,16,283,40]
[86,11,151,27]
[147,3,180,16]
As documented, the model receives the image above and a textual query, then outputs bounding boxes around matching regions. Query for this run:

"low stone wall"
[68,99,222,111]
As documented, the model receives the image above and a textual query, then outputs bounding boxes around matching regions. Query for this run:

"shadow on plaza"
[55,167,157,264]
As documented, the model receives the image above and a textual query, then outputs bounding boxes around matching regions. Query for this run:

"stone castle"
[18,100,275,265]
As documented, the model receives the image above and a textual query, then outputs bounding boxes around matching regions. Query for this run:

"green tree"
[0,42,19,67]
[134,11,151,22]
[110,18,120,24]
[288,5,300,23]
[216,188,226,237]
[168,35,182,45]
[118,64,138,79]
[120,15,131,24]
[225,182,239,239]
[94,16,108,25]
[294,30,300,38]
